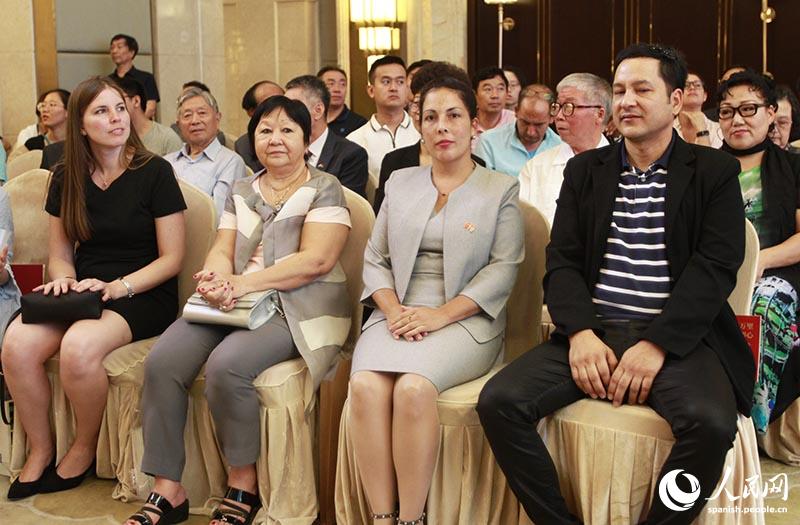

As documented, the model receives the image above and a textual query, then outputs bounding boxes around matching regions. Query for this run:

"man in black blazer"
[285,75,368,197]
[478,44,755,525]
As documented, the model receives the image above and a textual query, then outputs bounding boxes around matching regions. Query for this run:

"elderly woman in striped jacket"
[126,96,352,525]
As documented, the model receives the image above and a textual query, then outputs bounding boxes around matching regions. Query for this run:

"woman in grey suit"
[349,77,524,525]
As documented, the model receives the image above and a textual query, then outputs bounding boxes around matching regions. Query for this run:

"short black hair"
[411,62,471,96]
[686,70,705,89]
[503,65,528,88]
[241,80,282,112]
[614,43,687,94]
[248,95,312,159]
[368,55,406,84]
[113,75,146,106]
[407,60,433,76]
[717,69,778,108]
[286,75,331,116]
[419,77,478,121]
[110,34,139,57]
[317,65,347,79]
[183,80,211,93]
[472,66,508,91]
[775,84,800,140]
[43,88,71,108]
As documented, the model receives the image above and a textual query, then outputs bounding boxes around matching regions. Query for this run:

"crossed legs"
[349,371,440,524]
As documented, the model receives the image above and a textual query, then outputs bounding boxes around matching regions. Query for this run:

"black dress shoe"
[7,459,55,500]
[38,460,95,494]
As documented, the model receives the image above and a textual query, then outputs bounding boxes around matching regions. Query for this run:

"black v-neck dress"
[45,156,186,340]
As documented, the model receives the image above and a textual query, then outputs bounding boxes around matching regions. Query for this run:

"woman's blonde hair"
[55,76,152,242]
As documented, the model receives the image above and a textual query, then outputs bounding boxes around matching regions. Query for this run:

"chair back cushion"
[727,219,759,316]
[504,202,549,362]
[5,169,50,266]
[340,188,376,353]
[7,150,43,181]
[177,179,217,305]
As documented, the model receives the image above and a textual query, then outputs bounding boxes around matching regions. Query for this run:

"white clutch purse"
[182,289,281,330]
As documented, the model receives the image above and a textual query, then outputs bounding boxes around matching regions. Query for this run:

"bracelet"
[696,130,710,137]
[118,277,135,298]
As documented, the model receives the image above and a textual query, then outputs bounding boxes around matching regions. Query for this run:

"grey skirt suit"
[351,165,524,391]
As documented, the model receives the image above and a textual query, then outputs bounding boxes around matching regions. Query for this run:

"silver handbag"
[182,289,281,330]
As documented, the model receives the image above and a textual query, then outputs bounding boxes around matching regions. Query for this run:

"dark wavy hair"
[717,69,778,109]
[419,77,478,121]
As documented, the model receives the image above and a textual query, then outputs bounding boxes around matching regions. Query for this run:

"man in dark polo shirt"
[317,66,367,137]
[478,43,755,525]
[108,33,159,119]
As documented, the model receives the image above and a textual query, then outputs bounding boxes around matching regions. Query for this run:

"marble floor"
[0,457,798,524]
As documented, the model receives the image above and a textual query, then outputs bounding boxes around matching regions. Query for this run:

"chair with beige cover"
[114,188,375,524]
[6,150,43,181]
[335,201,550,524]
[531,219,764,525]
[759,400,800,466]
[8,178,218,491]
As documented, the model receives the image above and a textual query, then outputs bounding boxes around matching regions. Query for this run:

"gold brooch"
[464,222,476,233]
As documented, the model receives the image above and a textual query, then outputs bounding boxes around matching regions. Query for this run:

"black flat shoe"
[127,491,190,525]
[6,459,55,500]
[210,487,261,525]
[38,459,95,494]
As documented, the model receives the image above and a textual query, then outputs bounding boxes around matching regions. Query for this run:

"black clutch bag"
[20,290,104,324]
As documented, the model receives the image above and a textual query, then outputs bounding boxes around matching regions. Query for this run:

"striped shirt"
[592,139,674,320]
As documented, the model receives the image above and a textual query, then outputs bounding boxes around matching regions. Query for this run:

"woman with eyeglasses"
[717,69,800,434]
[23,89,71,152]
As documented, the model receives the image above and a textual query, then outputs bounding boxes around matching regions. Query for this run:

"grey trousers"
[140,315,298,481]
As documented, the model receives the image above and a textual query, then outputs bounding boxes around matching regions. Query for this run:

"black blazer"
[373,141,486,213]
[545,136,755,413]
[316,131,368,197]
[234,133,263,172]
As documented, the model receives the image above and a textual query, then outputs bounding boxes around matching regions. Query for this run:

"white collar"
[308,127,328,160]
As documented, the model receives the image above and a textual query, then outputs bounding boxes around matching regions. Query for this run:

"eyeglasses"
[550,102,602,117]
[717,103,769,120]
[684,81,704,90]
[36,102,64,112]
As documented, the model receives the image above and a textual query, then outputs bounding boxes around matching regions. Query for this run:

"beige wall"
[152,0,227,132]
[223,0,337,137]
[0,2,37,144]
[406,0,468,68]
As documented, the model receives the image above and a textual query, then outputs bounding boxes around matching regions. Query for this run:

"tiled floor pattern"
[0,458,797,524]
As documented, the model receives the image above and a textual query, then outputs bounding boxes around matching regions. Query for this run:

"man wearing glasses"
[474,85,562,177]
[675,72,723,148]
[479,43,753,525]
[519,73,611,226]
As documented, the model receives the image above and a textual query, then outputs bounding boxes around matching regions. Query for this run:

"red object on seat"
[737,314,761,380]
[11,263,45,295]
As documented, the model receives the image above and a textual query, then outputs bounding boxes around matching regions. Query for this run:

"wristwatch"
[696,130,710,137]
[118,277,135,298]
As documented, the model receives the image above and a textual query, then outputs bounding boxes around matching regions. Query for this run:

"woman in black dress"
[1,76,186,499]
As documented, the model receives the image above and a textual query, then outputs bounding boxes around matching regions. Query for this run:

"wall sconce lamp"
[351,1,406,52]
[483,0,518,68]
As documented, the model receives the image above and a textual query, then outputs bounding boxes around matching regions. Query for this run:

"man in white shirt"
[285,75,368,196]
[519,73,612,226]
[165,87,246,222]
[346,55,420,180]
[674,72,723,148]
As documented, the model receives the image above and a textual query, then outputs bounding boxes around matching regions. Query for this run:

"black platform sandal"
[126,491,190,525]
[210,487,261,525]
